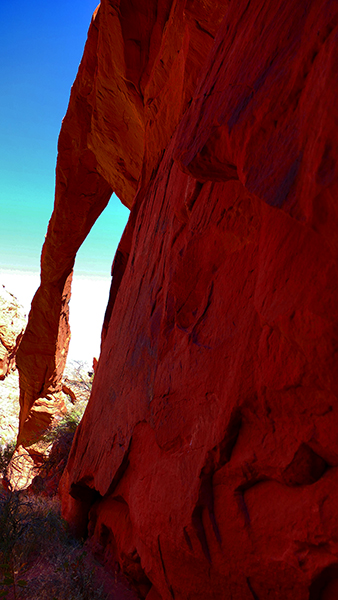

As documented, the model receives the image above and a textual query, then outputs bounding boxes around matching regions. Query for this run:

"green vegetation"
[0,441,15,481]
[0,361,107,600]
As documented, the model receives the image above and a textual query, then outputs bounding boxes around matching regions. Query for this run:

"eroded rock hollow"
[17,0,338,598]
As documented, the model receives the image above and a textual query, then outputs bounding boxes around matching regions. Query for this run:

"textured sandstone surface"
[18,0,338,598]
[16,0,227,452]
[0,286,26,380]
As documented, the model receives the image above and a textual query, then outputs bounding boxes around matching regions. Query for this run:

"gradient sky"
[0,1,130,363]
[0,0,129,277]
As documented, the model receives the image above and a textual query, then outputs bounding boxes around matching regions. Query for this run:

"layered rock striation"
[18,0,338,598]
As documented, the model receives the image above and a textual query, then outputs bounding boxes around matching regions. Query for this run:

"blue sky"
[0,0,129,277]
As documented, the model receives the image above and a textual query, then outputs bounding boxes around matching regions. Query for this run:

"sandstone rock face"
[16,0,227,453]
[18,0,338,598]
[0,286,26,379]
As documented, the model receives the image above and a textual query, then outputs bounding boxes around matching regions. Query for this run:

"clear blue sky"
[0,0,129,277]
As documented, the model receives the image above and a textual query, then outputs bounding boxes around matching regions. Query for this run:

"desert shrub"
[0,441,15,479]
[29,407,86,497]
[62,361,94,405]
[22,545,107,600]
[43,407,83,452]
[0,362,108,598]
[0,492,67,599]
[0,492,107,600]
[36,363,94,488]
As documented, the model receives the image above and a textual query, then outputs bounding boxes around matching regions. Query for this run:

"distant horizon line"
[0,266,112,280]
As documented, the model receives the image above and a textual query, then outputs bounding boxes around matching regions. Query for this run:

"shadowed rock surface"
[17,0,338,598]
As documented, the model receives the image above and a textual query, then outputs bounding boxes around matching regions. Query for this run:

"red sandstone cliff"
[17,0,338,598]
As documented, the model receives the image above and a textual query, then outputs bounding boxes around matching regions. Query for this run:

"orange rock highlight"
[17,0,338,598]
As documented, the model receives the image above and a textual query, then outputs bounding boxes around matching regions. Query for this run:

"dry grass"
[0,363,111,600]
[0,491,108,600]
[62,360,94,405]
